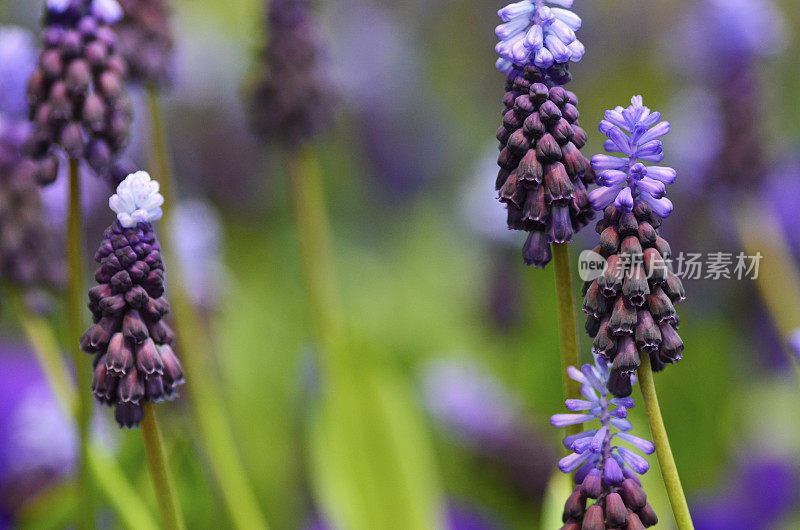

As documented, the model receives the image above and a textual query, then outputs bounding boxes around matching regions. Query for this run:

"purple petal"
[567,365,589,386]
[590,425,608,453]
[591,154,628,171]
[589,186,621,211]
[551,413,593,428]
[610,418,632,431]
[639,121,670,144]
[552,7,581,30]
[604,456,624,483]
[497,1,535,22]
[614,187,634,213]
[598,170,628,186]
[616,446,650,474]
[641,193,673,217]
[558,451,591,473]
[533,46,554,68]
[616,432,655,454]
[645,166,677,184]
[610,407,628,419]
[580,364,606,393]
[638,177,666,198]
[572,436,592,453]
[564,429,595,450]
[545,34,572,63]
[611,397,635,409]
[524,25,544,50]
[565,399,594,411]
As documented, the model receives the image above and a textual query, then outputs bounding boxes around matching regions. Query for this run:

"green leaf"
[309,350,444,530]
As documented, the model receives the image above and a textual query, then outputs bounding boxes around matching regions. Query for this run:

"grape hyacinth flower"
[583,97,685,394]
[494,0,585,75]
[551,357,658,529]
[495,69,595,267]
[81,171,184,428]
[114,0,174,86]
[248,0,333,145]
[26,0,132,184]
[0,27,64,311]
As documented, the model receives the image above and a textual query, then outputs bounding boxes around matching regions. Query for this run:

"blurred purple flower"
[763,157,800,262]
[691,454,799,530]
[0,345,75,519]
[0,27,37,118]
[666,88,722,188]
[421,358,556,499]
[788,329,800,363]
[676,0,787,77]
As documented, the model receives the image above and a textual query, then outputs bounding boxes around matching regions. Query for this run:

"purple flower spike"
[552,355,658,528]
[589,96,676,217]
[495,0,584,74]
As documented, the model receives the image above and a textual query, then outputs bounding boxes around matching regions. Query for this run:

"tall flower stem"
[637,354,694,530]
[67,158,93,530]
[552,243,581,438]
[286,145,343,375]
[7,289,159,529]
[145,84,271,530]
[141,403,185,530]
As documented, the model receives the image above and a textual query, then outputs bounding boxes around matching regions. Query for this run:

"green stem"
[637,355,694,530]
[146,84,270,530]
[67,158,93,530]
[286,145,344,375]
[552,243,581,439]
[141,404,186,530]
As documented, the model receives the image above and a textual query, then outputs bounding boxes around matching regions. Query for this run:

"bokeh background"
[1,0,800,528]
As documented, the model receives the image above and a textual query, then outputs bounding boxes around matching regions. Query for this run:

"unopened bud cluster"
[115,0,173,86]
[26,0,131,184]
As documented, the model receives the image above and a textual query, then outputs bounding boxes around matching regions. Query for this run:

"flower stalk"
[637,354,694,530]
[141,403,185,530]
[145,85,270,530]
[67,158,93,530]
[552,242,581,436]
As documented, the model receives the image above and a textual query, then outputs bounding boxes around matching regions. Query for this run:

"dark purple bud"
[620,478,647,510]
[538,100,562,123]
[593,318,618,358]
[123,310,149,343]
[99,294,126,315]
[114,402,144,428]
[523,185,548,223]
[585,315,600,337]
[646,287,676,325]
[612,335,641,373]
[653,236,671,260]
[620,235,642,257]
[619,213,639,236]
[610,296,637,335]
[562,103,579,123]
[658,324,683,363]
[562,486,586,522]
[571,125,587,149]
[115,245,137,268]
[551,119,574,145]
[548,204,574,244]
[635,311,662,352]
[81,316,118,353]
[34,156,60,185]
[581,504,604,530]
[142,297,169,320]
[536,133,561,161]
[124,285,150,308]
[544,163,574,202]
[581,469,602,498]
[523,111,545,138]
[148,320,174,345]
[642,248,667,284]
[158,344,184,388]
[626,513,646,530]
[99,70,122,99]
[59,122,85,158]
[605,492,628,527]
[518,149,543,183]
[128,260,151,282]
[529,82,549,103]
[636,504,657,527]
[65,59,91,94]
[145,376,165,403]
[522,231,552,268]
[110,269,132,293]
[499,170,524,207]
[507,129,531,156]
[622,264,649,307]
[637,221,657,247]
[663,272,685,303]
[136,338,164,376]
[599,254,624,297]
[105,332,134,375]
[583,281,608,318]
[599,226,621,255]
[117,367,144,403]
[608,370,633,398]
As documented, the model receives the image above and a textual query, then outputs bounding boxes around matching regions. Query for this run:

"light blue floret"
[495,0,584,73]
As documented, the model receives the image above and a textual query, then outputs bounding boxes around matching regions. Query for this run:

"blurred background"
[1,0,800,528]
